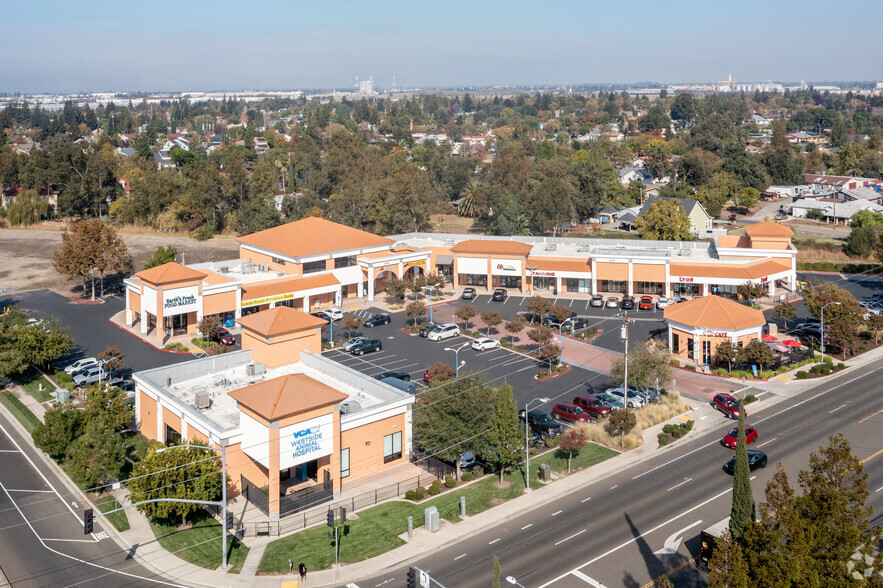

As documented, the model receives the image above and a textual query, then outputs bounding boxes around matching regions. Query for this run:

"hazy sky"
[2,0,881,93]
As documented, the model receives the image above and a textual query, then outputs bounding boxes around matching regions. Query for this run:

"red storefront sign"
[679,276,694,282]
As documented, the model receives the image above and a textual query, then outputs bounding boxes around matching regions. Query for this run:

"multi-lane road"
[357,360,883,588]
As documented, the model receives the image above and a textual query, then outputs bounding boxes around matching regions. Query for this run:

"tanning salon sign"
[279,413,334,469]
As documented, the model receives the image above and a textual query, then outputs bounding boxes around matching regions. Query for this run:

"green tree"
[708,530,749,588]
[634,199,692,240]
[414,374,491,463]
[198,315,221,341]
[476,384,523,484]
[97,345,125,373]
[12,315,72,371]
[5,189,50,226]
[737,281,765,302]
[424,361,455,385]
[406,301,427,322]
[608,409,637,449]
[32,403,85,460]
[715,341,738,374]
[670,93,697,124]
[127,440,224,525]
[800,281,863,352]
[83,381,133,432]
[729,407,755,542]
[527,326,556,368]
[383,276,406,300]
[637,104,671,133]
[734,187,760,209]
[52,220,131,300]
[480,310,502,336]
[525,296,552,321]
[773,302,797,331]
[341,315,362,339]
[65,421,127,489]
[609,340,672,392]
[736,340,774,367]
[504,318,524,344]
[557,427,587,473]
[144,246,178,270]
[865,314,883,345]
[455,304,477,330]
[548,304,574,328]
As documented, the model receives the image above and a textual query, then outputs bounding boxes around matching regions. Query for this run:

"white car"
[471,337,500,351]
[324,307,344,321]
[604,387,646,408]
[427,324,460,341]
[341,337,366,352]
[656,297,670,309]
[64,357,98,374]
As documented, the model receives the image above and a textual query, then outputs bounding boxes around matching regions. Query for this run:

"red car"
[551,403,593,423]
[721,426,758,449]
[639,296,654,310]
[572,395,612,419]
[712,393,743,420]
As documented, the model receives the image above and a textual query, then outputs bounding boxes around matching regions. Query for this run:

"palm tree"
[457,182,481,218]
[515,213,532,236]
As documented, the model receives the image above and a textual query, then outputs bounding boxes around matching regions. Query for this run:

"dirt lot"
[0,226,240,295]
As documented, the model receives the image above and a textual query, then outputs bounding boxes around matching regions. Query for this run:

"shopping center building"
[132,306,415,520]
[123,217,797,343]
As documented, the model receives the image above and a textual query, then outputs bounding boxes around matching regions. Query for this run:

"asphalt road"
[355,360,883,588]
[0,409,177,587]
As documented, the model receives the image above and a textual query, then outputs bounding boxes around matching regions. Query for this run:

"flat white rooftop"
[189,258,288,284]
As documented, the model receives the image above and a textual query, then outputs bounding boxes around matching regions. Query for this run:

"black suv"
[363,313,391,327]
[620,295,636,310]
[350,338,382,355]
[418,322,438,337]
[491,288,507,301]
[519,409,562,439]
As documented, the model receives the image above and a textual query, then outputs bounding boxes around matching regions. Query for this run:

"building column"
[556,276,562,295]
[767,280,775,297]
[486,258,492,292]
[140,309,149,335]
[181,419,188,442]
[269,301,276,309]
[368,270,375,302]
[303,297,310,312]
[398,261,404,282]
[668,327,673,351]
[590,259,597,295]
[268,421,281,521]
[235,286,242,319]
[125,289,133,327]
[156,400,164,440]
[627,261,634,296]
[693,332,701,364]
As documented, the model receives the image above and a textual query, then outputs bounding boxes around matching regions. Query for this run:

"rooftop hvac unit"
[219,267,229,273]
[246,363,266,377]
[194,389,210,410]
[259,264,269,271]
[545,244,557,251]
[242,262,255,274]
[340,400,362,414]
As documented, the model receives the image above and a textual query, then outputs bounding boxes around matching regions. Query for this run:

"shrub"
[759,370,773,380]
[461,472,474,482]
[405,488,425,501]
[444,474,456,489]
[662,424,676,434]
[684,419,694,431]
[472,466,484,477]
[685,364,696,371]
[658,434,671,446]
[835,363,846,371]
[56,372,74,386]
[671,428,684,439]
[743,394,758,405]
[586,327,598,337]
[427,480,442,496]
[517,345,528,352]
[544,436,560,448]
[713,368,728,376]
[795,370,808,379]
[164,342,187,351]
[858,346,867,353]
[670,359,680,367]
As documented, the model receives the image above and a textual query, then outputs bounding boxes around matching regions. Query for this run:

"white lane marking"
[652,520,702,555]
[521,523,533,530]
[552,510,563,516]
[876,486,883,493]
[750,476,757,480]
[757,437,777,448]
[0,449,20,453]
[43,537,99,543]
[667,478,692,492]
[581,496,592,503]
[700,416,708,420]
[610,485,618,490]
[829,404,847,413]
[537,486,734,588]
[633,366,883,481]
[5,488,54,493]
[555,528,587,546]
[572,570,607,587]
[454,553,468,561]
[488,538,500,545]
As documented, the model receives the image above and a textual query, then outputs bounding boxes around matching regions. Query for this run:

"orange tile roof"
[236,306,328,337]
[669,259,791,280]
[744,222,794,238]
[451,240,532,256]
[136,262,206,285]
[531,259,591,272]
[241,274,340,303]
[229,373,348,421]
[238,217,394,259]
[663,295,765,330]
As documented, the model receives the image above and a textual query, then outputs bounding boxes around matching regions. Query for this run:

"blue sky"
[2,0,881,93]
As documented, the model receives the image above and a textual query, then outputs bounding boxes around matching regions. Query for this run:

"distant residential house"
[115,147,136,159]
[786,131,823,145]
[846,133,870,144]
[152,151,174,170]
[254,137,269,155]
[619,167,655,185]
[790,197,883,224]
[804,173,875,192]
[839,187,883,205]
[630,196,713,235]
[576,130,601,142]
[598,206,620,224]
[412,131,449,144]
[750,114,771,126]
[118,177,131,194]
[1,186,58,212]
[162,137,190,151]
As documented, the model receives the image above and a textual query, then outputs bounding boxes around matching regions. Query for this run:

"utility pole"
[619,312,630,407]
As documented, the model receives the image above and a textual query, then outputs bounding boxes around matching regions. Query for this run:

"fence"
[240,475,269,516]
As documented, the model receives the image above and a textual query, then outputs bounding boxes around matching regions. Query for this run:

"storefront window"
[709,284,738,299]
[383,432,402,463]
[277,299,295,308]
[334,256,357,269]
[600,280,627,293]
[533,276,556,291]
[497,276,522,289]
[436,264,453,281]
[164,314,188,336]
[566,278,591,293]
[165,424,181,446]
[460,274,487,287]
[271,256,286,265]
[341,448,350,478]
[672,283,701,296]
[303,260,327,274]
[635,281,663,295]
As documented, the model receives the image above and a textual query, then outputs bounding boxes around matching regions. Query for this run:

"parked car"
[324,307,344,321]
[572,395,612,419]
[561,317,590,331]
[491,288,507,301]
[310,311,332,323]
[516,311,543,324]
[418,322,438,337]
[461,287,477,300]
[212,329,236,346]
[594,392,625,410]
[74,366,113,388]
[589,294,604,308]
[672,296,690,304]
[363,313,391,327]
[427,324,460,341]
[721,425,758,449]
[519,409,562,439]
[104,378,135,393]
[604,386,646,408]
[471,337,501,351]
[551,403,594,423]
[64,357,98,375]
[723,450,768,474]
[350,339,383,355]
[542,312,576,327]
[620,295,636,310]
[774,213,788,221]
[712,393,743,419]
[341,337,366,351]
[656,297,671,309]
[374,371,410,382]
[605,297,620,309]
[639,296,654,310]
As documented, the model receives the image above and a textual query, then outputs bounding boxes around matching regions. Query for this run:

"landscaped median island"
[150,512,249,574]
[257,443,618,575]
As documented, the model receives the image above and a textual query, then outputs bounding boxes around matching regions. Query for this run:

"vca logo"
[292,428,313,439]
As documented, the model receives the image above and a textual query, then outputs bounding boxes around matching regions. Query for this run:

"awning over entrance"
[436,254,454,265]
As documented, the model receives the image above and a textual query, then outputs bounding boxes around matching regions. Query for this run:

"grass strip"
[94,495,130,532]
[13,370,55,402]
[0,391,42,434]
[150,513,249,574]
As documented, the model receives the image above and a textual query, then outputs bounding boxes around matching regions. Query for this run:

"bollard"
[460,495,466,517]
[407,515,413,539]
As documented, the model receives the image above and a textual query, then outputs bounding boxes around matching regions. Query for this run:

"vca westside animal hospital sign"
[279,413,334,469]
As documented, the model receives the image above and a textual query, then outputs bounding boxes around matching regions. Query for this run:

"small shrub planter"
[399,328,420,336]
[658,420,694,447]
[536,364,572,381]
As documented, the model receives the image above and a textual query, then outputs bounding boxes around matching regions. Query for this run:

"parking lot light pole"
[444,342,470,378]
[425,286,433,324]
[156,444,229,568]
[552,322,564,366]
[820,301,841,363]
[524,396,550,492]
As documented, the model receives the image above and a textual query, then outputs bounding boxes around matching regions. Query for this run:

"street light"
[524,396,550,492]
[444,342,470,378]
[157,444,229,568]
[425,285,433,324]
[820,301,841,363]
[550,322,565,367]
[506,577,526,588]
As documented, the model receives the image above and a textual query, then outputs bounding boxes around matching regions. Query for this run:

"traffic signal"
[341,506,347,523]
[326,509,335,528]
[406,567,416,588]
[83,508,94,535]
